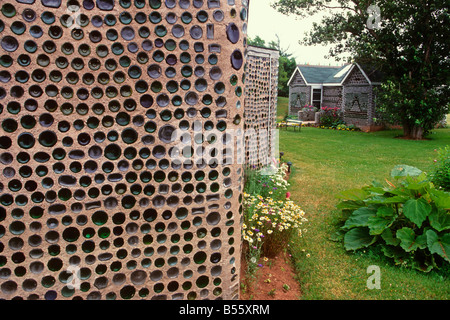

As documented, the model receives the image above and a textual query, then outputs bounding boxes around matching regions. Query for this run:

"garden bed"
[240,161,305,300]
[240,249,301,300]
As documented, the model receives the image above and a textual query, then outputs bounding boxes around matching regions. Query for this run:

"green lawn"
[278,99,450,299]
[277,95,289,121]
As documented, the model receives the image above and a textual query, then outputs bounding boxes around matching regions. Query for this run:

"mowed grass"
[277,96,289,121]
[277,97,450,299]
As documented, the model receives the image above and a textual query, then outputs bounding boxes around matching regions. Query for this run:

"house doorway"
[312,88,322,108]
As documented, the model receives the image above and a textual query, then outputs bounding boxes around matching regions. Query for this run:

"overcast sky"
[247,0,344,66]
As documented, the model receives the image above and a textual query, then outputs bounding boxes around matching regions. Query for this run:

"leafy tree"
[272,0,450,139]
[247,35,297,97]
[247,35,267,48]
[277,55,297,97]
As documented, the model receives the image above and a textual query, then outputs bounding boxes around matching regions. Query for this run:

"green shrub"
[431,146,450,191]
[319,107,344,128]
[244,163,289,201]
[284,114,298,121]
[336,165,450,272]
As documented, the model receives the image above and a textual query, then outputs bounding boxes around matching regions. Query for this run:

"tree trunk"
[403,122,424,140]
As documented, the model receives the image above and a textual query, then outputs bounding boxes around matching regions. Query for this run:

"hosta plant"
[336,165,450,272]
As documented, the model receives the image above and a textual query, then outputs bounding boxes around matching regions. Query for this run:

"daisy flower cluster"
[242,192,307,256]
[243,160,307,275]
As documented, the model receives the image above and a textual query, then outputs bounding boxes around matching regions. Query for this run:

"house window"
[312,88,322,108]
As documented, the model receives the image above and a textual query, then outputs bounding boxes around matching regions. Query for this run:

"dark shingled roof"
[297,64,352,84]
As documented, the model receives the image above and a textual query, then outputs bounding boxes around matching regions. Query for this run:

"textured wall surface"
[288,71,309,116]
[342,66,375,127]
[244,45,278,168]
[322,86,342,109]
[0,0,248,300]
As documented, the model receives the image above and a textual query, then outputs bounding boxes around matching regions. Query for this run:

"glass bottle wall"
[0,0,248,300]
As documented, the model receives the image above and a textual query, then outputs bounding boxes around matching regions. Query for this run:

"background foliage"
[272,0,450,139]
[247,35,297,97]
[431,146,450,191]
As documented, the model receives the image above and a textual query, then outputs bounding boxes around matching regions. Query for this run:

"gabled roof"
[340,63,384,85]
[324,64,353,83]
[299,65,350,84]
[288,64,351,86]
[357,63,385,84]
[288,63,383,87]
